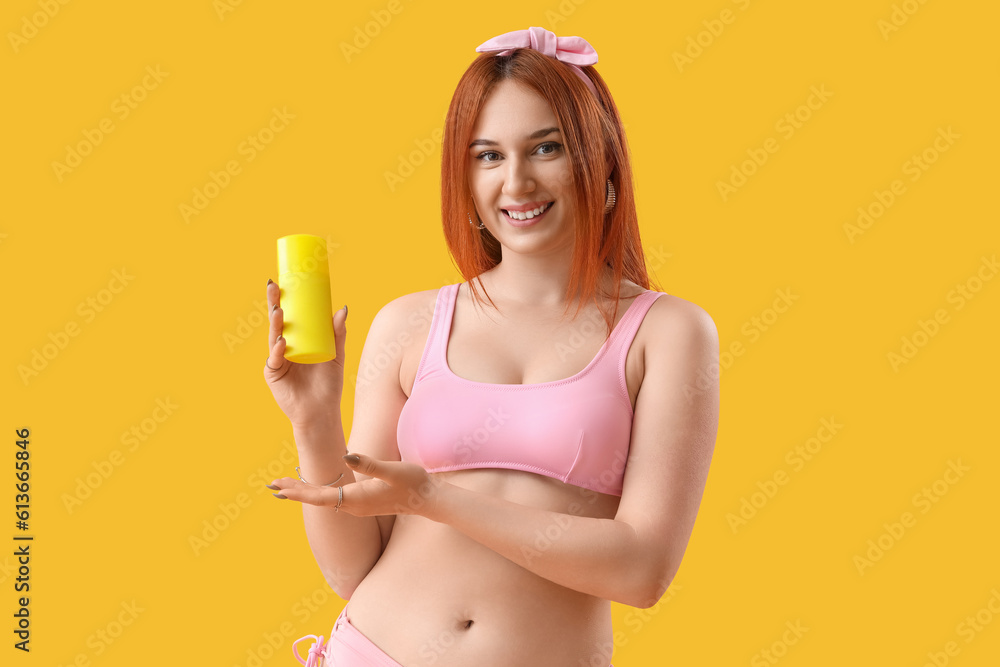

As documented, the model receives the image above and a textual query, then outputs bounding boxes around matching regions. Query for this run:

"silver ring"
[334,485,344,512]
[265,357,280,371]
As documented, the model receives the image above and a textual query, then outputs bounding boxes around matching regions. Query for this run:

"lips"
[502,202,553,227]
[501,201,553,221]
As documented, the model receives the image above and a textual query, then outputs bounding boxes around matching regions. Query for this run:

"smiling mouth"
[501,202,553,221]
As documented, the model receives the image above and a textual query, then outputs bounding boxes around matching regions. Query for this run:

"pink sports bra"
[396,282,668,497]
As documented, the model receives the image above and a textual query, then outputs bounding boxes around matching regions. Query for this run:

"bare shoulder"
[643,292,719,353]
[365,286,445,395]
[367,286,442,341]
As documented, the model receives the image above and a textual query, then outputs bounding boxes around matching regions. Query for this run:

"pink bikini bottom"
[292,603,612,666]
[292,603,404,666]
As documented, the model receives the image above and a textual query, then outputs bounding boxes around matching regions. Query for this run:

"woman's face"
[467,79,577,253]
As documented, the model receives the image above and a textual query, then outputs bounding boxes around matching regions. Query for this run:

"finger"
[265,308,287,375]
[264,296,288,376]
[332,304,347,364]
[266,279,282,349]
[267,477,336,506]
[342,453,390,482]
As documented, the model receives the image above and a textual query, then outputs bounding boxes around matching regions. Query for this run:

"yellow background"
[4,0,999,665]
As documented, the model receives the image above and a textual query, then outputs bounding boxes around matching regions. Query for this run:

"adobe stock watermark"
[213,0,247,21]
[716,84,833,202]
[0,555,20,586]
[576,580,683,666]
[480,257,669,385]
[54,600,145,666]
[340,0,410,63]
[583,449,630,504]
[61,397,180,514]
[644,244,672,274]
[877,0,932,41]
[519,511,574,567]
[436,407,510,468]
[843,126,959,243]
[178,106,295,223]
[552,254,669,364]
[350,292,437,391]
[619,580,682,636]
[226,299,270,353]
[234,618,300,667]
[51,65,169,183]
[385,115,445,192]
[853,458,970,575]
[189,460,282,556]
[245,438,296,497]
[543,0,590,31]
[673,0,755,73]
[554,307,617,364]
[516,451,629,567]
[750,619,809,666]
[8,0,72,54]
[232,584,342,667]
[17,268,135,386]
[916,587,1000,666]
[886,254,997,372]
[683,287,799,403]
[726,417,843,534]
[189,437,332,556]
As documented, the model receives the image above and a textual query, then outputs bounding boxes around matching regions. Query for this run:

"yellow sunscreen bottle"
[276,234,336,363]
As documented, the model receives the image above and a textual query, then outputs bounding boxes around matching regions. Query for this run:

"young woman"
[264,27,719,667]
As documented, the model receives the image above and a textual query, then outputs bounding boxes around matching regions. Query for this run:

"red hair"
[440,47,660,336]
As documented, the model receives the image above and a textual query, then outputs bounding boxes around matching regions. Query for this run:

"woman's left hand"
[266,454,441,517]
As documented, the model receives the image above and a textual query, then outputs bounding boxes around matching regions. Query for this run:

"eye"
[474,142,562,163]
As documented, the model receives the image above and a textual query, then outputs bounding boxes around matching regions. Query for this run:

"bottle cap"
[277,234,330,275]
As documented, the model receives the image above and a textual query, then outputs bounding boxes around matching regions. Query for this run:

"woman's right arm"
[265,282,413,599]
[296,300,413,599]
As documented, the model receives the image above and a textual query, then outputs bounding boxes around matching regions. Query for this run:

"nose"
[501,155,535,198]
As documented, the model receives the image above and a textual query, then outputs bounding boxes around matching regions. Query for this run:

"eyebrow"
[469,127,561,149]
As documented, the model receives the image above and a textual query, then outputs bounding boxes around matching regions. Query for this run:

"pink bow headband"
[475,26,599,97]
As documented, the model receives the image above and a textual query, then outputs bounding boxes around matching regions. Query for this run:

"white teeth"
[506,202,550,220]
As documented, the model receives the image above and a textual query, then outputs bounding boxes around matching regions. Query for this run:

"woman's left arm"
[424,298,720,608]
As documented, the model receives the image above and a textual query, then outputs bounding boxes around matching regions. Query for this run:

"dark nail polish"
[343,454,360,465]
[267,278,273,286]
[265,484,279,490]
[272,493,287,499]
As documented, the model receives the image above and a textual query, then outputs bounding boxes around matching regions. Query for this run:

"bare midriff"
[345,282,647,667]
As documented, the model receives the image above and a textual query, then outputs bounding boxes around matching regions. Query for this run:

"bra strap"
[414,283,460,386]
[613,290,667,383]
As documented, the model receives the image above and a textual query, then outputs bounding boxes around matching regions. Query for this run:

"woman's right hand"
[263,278,348,428]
